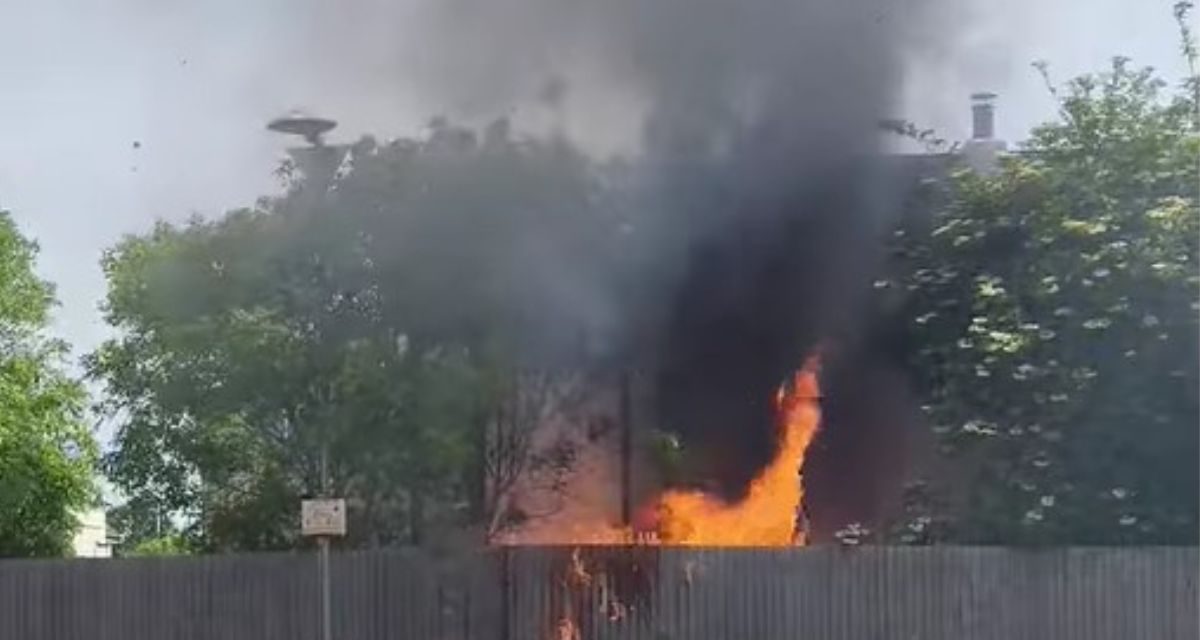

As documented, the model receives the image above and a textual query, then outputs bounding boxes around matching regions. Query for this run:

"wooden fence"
[0,546,1195,639]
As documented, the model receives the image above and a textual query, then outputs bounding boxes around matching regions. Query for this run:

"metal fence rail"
[0,547,1194,639]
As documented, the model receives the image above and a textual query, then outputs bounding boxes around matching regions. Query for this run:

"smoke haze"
[298,0,953,501]
[0,0,1003,520]
[364,0,946,498]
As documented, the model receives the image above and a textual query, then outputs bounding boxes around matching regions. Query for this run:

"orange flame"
[502,358,822,640]
[495,356,822,548]
[648,355,821,546]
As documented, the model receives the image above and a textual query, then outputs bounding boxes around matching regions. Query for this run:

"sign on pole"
[301,499,347,537]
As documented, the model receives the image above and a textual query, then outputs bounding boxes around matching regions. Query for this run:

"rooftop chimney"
[962,92,1006,175]
[970,92,997,140]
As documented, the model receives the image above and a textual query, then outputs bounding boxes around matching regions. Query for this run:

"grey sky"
[0,0,1187,408]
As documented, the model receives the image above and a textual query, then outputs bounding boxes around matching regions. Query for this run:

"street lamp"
[269,109,346,640]
[266,110,347,198]
[301,490,344,640]
[267,110,337,146]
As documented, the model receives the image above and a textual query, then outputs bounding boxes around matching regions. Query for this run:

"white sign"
[301,499,347,537]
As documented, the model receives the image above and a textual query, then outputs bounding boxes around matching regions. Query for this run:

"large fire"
[648,356,821,546]
[495,356,822,547]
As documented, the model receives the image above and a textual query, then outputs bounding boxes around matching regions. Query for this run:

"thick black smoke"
[309,0,947,504]
[649,168,893,498]
[396,0,941,501]
[594,0,934,498]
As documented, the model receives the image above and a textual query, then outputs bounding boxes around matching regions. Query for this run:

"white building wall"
[72,508,112,558]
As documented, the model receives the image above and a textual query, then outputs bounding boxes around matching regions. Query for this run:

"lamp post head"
[267,110,338,147]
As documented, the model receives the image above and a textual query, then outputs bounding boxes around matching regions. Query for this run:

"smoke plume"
[311,0,949,505]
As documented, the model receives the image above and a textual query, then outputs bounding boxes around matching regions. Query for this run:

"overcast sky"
[0,0,1188,395]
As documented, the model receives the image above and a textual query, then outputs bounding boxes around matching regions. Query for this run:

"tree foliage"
[89,122,617,551]
[107,493,182,555]
[0,211,96,557]
[127,534,192,557]
[888,57,1199,544]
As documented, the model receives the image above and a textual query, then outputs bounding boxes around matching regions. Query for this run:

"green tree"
[127,534,191,557]
[90,121,615,551]
[90,211,475,550]
[0,211,96,556]
[106,493,185,555]
[888,54,1198,544]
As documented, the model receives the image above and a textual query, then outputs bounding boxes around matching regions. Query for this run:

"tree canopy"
[89,123,619,551]
[888,56,1199,544]
[0,211,96,557]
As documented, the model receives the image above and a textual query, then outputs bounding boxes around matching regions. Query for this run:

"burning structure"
[443,0,1011,553]
[476,94,1007,636]
[204,0,1018,555]
[486,101,1008,551]
[278,0,1008,554]
[492,357,823,547]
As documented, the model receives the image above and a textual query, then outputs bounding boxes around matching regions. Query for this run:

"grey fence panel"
[0,553,321,640]
[330,549,501,640]
[497,547,1198,640]
[0,547,1195,640]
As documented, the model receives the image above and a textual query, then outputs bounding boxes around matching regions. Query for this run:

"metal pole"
[319,443,332,640]
[619,369,633,526]
[320,442,329,496]
[319,536,331,640]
